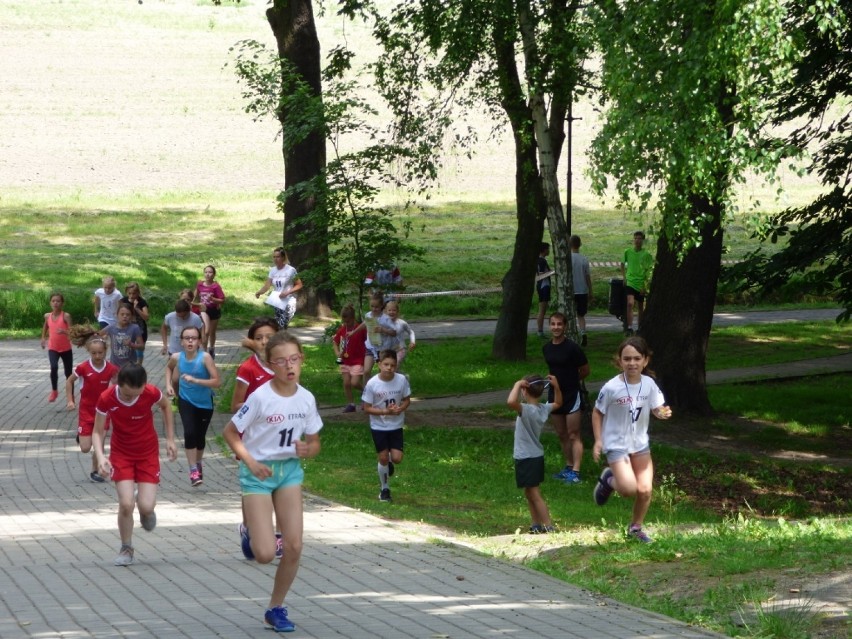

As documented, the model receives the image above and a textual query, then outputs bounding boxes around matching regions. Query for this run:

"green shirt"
[623,247,653,291]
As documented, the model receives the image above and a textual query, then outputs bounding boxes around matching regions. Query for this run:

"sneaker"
[48,390,58,403]
[89,471,105,483]
[264,606,295,633]
[379,488,392,502]
[209,348,215,360]
[552,466,573,480]
[189,468,202,487]
[114,544,134,566]
[275,532,283,559]
[140,511,156,532]
[528,524,545,534]
[628,525,653,543]
[542,525,556,533]
[581,333,588,347]
[197,461,203,481]
[388,461,395,477]
[342,403,356,413]
[563,469,582,484]
[239,523,255,560]
[594,468,614,506]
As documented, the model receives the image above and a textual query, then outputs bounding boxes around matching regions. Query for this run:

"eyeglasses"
[270,354,302,367]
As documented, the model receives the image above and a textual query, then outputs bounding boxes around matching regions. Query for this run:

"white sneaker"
[114,545,134,566]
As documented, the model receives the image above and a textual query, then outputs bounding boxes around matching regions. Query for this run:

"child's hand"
[161,345,167,355]
[592,441,603,463]
[654,405,673,420]
[98,458,112,477]
[166,441,177,461]
[166,386,175,397]
[294,439,310,458]
[547,374,559,388]
[66,401,76,411]
[247,459,272,480]
[40,339,47,349]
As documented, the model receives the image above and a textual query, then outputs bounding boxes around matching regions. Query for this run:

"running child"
[384,300,416,369]
[65,335,119,482]
[92,364,178,566]
[93,276,122,328]
[332,304,367,413]
[361,349,411,502]
[592,336,672,543]
[361,292,397,378]
[194,265,226,359]
[161,299,205,357]
[254,247,303,329]
[121,282,149,365]
[165,326,221,488]
[223,332,323,633]
[231,317,282,560]
[41,292,73,403]
[508,374,562,534]
[103,304,144,368]
[180,287,210,340]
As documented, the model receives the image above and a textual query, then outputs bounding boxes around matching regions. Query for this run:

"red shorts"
[78,416,110,437]
[109,452,160,483]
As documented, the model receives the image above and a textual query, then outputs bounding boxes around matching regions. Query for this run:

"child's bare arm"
[507,380,525,414]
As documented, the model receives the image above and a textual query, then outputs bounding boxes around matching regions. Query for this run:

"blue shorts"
[239,458,304,495]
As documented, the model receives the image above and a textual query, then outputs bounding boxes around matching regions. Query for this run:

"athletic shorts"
[78,416,110,438]
[110,452,160,484]
[339,364,365,376]
[605,446,651,464]
[625,286,645,303]
[205,307,222,321]
[515,456,544,488]
[371,428,404,453]
[239,458,303,495]
[574,293,588,317]
[537,286,551,303]
[550,391,582,416]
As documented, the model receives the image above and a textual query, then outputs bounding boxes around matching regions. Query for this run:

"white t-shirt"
[95,288,123,325]
[594,373,665,454]
[232,382,323,461]
[362,373,411,431]
[163,311,204,354]
[363,311,397,353]
[268,265,298,294]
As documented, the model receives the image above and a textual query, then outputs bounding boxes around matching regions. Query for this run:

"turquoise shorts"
[239,458,304,495]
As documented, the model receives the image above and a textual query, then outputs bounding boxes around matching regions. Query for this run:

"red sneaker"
[48,390,58,403]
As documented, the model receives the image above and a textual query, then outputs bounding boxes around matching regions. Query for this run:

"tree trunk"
[267,0,334,319]
[641,196,723,414]
[491,0,546,361]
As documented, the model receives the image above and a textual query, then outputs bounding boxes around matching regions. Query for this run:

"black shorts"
[205,307,222,320]
[625,286,645,302]
[515,456,544,488]
[371,428,404,453]
[574,293,588,317]
[537,286,551,303]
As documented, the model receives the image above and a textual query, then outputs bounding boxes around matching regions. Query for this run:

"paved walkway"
[0,310,843,638]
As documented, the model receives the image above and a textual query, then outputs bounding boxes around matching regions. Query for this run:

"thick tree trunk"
[267,0,334,319]
[491,0,546,361]
[641,196,723,415]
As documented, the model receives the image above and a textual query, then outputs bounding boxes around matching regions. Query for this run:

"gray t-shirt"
[163,311,204,354]
[513,402,554,459]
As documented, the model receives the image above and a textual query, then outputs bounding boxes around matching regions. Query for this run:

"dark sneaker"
[114,544,134,566]
[388,461,395,477]
[342,404,356,413]
[89,471,105,483]
[552,466,572,480]
[275,532,283,559]
[542,525,556,533]
[197,461,203,481]
[628,525,653,543]
[594,468,614,506]
[140,511,157,532]
[264,606,295,633]
[379,488,392,502]
[563,469,581,484]
[528,524,545,534]
[189,468,202,487]
[239,523,255,560]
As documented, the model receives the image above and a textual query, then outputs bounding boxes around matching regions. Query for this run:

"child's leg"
[608,455,639,497]
[269,485,304,607]
[60,350,73,381]
[244,493,277,564]
[524,486,552,526]
[114,480,137,545]
[629,453,654,527]
[377,450,390,489]
[389,447,404,466]
[341,371,353,404]
[78,435,93,454]
[363,353,375,379]
[565,410,583,473]
[207,317,218,352]
[48,350,60,390]
[135,482,158,520]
